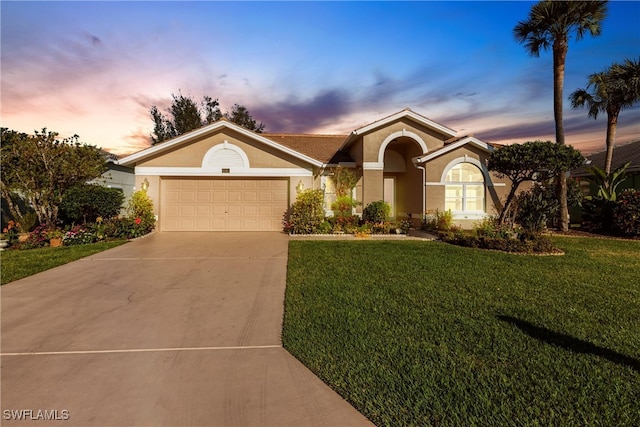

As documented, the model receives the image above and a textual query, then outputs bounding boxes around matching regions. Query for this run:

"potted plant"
[47,228,64,247]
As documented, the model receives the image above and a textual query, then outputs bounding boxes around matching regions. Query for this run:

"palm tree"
[570,58,640,174]
[514,0,608,231]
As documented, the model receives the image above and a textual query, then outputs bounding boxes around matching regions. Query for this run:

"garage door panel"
[244,191,258,202]
[180,206,196,216]
[213,191,226,202]
[197,191,211,202]
[161,178,288,232]
[228,191,242,202]
[181,191,196,202]
[196,206,211,216]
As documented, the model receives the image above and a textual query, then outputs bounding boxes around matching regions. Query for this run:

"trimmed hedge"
[441,230,559,254]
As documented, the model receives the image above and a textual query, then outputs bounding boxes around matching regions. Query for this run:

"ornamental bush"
[331,195,358,218]
[611,189,640,236]
[126,190,155,237]
[422,209,454,231]
[61,184,124,224]
[286,189,325,234]
[442,229,557,253]
[362,200,391,223]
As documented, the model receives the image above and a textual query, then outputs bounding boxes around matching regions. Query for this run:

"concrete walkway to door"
[1,233,374,426]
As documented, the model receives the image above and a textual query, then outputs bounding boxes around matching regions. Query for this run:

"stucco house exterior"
[118,108,511,231]
[92,151,136,204]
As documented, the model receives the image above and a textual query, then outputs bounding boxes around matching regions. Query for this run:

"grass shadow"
[497,315,640,373]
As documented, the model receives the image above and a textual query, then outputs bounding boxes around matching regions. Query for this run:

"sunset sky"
[2,1,639,156]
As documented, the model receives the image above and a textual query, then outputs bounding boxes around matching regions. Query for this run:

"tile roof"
[574,139,640,175]
[263,133,350,164]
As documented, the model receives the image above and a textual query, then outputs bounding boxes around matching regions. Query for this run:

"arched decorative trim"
[202,141,250,171]
[440,156,492,185]
[377,130,428,164]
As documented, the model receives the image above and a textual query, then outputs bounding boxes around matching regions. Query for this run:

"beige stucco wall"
[423,145,512,221]
[138,129,309,170]
[360,118,448,163]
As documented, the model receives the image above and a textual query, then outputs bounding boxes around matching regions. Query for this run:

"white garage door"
[161,178,288,231]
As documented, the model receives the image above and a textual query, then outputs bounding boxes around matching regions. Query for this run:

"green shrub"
[330,195,358,218]
[286,189,325,234]
[442,229,557,253]
[611,189,640,236]
[422,209,454,231]
[514,185,557,233]
[362,200,390,223]
[61,184,124,224]
[328,215,361,234]
[126,190,155,237]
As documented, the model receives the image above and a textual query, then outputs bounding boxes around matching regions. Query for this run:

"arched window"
[444,163,485,212]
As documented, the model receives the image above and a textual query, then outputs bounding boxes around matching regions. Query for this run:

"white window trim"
[442,158,488,219]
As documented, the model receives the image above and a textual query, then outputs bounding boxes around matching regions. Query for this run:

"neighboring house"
[93,150,136,201]
[572,139,640,192]
[118,108,511,231]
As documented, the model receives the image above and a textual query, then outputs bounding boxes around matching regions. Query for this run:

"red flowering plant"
[19,224,50,249]
[118,190,155,239]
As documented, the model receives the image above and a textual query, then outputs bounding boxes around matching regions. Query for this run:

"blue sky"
[2,1,639,155]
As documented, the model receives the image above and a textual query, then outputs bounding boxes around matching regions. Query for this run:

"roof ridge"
[263,133,348,137]
[586,138,640,157]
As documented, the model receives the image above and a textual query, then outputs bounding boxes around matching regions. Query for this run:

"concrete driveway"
[1,233,373,426]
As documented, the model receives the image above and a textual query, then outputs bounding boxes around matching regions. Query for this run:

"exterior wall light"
[141,178,150,192]
[296,180,304,194]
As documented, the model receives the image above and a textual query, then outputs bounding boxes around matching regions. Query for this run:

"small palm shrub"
[286,189,325,234]
[514,185,557,233]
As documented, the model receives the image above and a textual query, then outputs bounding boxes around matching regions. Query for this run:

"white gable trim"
[353,109,457,138]
[135,166,312,177]
[118,120,323,168]
[416,136,493,163]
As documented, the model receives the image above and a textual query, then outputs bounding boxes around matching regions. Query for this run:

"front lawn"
[1,240,127,285]
[283,237,640,426]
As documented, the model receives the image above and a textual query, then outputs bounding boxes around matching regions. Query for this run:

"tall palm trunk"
[553,40,569,231]
[604,110,619,174]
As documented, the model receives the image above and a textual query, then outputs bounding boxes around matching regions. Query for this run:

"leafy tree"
[514,0,607,231]
[488,141,585,225]
[225,104,265,133]
[150,92,264,144]
[570,57,640,174]
[0,128,107,227]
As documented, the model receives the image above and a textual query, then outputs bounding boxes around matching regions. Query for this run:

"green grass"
[283,237,640,426]
[1,240,127,285]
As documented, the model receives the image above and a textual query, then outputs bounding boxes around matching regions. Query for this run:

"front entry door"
[383,177,395,218]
